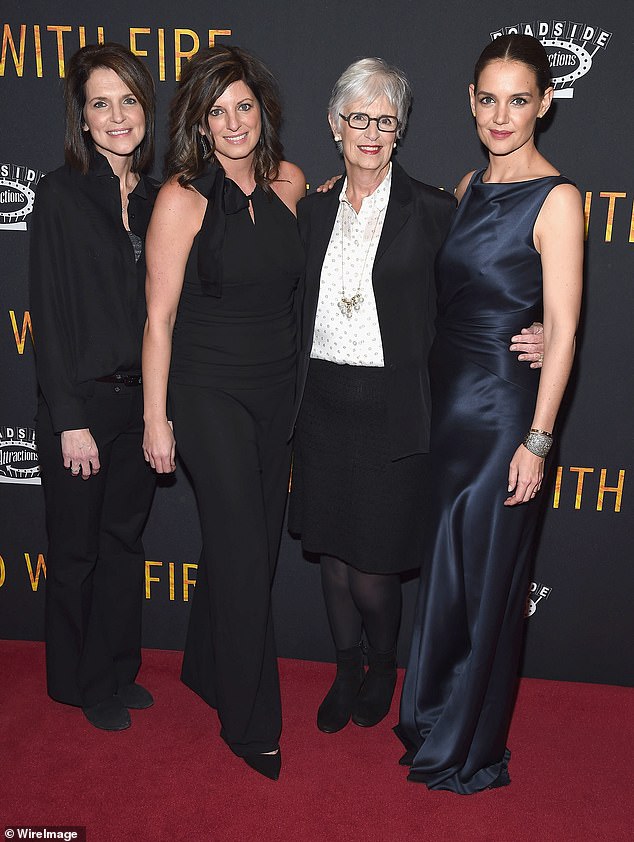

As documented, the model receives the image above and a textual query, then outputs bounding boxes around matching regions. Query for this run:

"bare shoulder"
[277,160,306,187]
[272,160,307,214]
[537,184,583,234]
[155,177,205,214]
[454,170,478,203]
[535,183,583,253]
[150,177,206,239]
[541,182,582,215]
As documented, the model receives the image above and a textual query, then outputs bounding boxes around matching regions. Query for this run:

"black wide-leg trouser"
[172,376,293,757]
[36,382,156,708]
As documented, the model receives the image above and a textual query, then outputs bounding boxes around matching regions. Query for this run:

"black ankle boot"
[317,645,365,733]
[352,645,397,728]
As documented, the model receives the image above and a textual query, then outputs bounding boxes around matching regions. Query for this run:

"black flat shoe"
[243,749,281,781]
[115,682,154,709]
[82,696,131,731]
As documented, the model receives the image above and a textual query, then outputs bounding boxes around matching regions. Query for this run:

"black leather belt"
[95,373,142,386]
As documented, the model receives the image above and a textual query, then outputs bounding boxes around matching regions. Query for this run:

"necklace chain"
[338,200,384,319]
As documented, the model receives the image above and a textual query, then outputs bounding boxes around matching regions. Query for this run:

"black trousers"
[171,377,293,756]
[36,383,155,707]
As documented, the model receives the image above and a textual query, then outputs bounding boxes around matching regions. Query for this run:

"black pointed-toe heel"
[393,724,417,766]
[243,749,281,781]
[399,748,415,766]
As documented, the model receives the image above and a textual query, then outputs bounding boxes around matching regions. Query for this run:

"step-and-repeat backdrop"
[1,0,631,685]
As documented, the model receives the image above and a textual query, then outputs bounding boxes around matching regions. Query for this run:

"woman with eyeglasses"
[288,58,543,735]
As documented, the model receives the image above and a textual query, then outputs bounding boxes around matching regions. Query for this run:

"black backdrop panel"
[1,0,632,686]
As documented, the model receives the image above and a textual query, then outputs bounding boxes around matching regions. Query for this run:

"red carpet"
[1,641,632,841]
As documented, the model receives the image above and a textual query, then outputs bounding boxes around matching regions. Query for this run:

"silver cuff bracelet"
[523,430,553,458]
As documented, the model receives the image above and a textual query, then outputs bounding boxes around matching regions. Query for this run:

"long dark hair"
[64,42,155,174]
[165,45,284,192]
[474,34,553,94]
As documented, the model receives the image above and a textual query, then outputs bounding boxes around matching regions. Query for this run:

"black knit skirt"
[288,358,429,574]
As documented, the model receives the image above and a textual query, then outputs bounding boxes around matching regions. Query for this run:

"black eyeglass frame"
[338,112,400,132]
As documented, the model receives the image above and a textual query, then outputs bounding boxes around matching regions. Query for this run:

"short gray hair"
[328,57,412,141]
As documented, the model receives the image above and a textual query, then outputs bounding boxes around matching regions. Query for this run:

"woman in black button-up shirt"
[29,43,158,732]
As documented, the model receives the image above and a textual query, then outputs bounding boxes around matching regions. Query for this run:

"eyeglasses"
[339,112,399,132]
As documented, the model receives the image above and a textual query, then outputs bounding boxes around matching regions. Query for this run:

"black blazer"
[292,161,456,459]
[29,154,158,432]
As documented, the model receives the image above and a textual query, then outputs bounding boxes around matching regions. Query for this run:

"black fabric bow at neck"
[191,162,249,297]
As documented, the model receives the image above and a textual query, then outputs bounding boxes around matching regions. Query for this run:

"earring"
[199,133,212,158]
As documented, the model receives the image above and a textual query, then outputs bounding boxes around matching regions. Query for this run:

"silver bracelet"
[523,430,553,458]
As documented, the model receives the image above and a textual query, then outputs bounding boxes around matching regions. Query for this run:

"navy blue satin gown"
[396,169,572,794]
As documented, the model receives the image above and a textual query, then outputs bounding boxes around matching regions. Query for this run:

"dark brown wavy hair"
[64,42,155,174]
[474,34,553,95]
[165,45,284,192]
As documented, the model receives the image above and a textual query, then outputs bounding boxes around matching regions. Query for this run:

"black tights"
[320,555,402,653]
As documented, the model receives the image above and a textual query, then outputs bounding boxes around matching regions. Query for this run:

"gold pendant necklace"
[338,202,383,319]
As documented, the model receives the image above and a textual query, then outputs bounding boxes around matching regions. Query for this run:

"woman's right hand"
[316,174,342,193]
[143,419,176,474]
[61,428,100,479]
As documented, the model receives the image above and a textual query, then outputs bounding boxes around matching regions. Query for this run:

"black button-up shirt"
[29,153,158,432]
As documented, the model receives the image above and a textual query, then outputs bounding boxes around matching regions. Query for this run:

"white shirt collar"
[339,163,392,213]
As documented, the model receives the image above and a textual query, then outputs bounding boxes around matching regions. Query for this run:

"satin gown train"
[396,170,572,794]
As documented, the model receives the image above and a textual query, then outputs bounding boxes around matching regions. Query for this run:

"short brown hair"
[64,42,155,174]
[165,45,283,192]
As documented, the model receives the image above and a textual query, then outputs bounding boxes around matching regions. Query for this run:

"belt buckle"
[113,373,141,387]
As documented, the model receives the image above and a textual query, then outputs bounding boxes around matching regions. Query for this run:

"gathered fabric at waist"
[435,305,542,337]
[433,308,541,396]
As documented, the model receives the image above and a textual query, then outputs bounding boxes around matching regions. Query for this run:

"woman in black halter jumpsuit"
[171,172,303,756]
[142,46,305,779]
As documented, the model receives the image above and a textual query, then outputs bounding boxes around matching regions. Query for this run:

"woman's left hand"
[504,444,544,506]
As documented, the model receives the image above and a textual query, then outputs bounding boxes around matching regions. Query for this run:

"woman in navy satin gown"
[396,35,584,793]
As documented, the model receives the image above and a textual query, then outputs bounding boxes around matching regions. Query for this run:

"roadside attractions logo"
[490,21,612,99]
[0,426,40,484]
[0,163,43,230]
[526,582,552,617]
